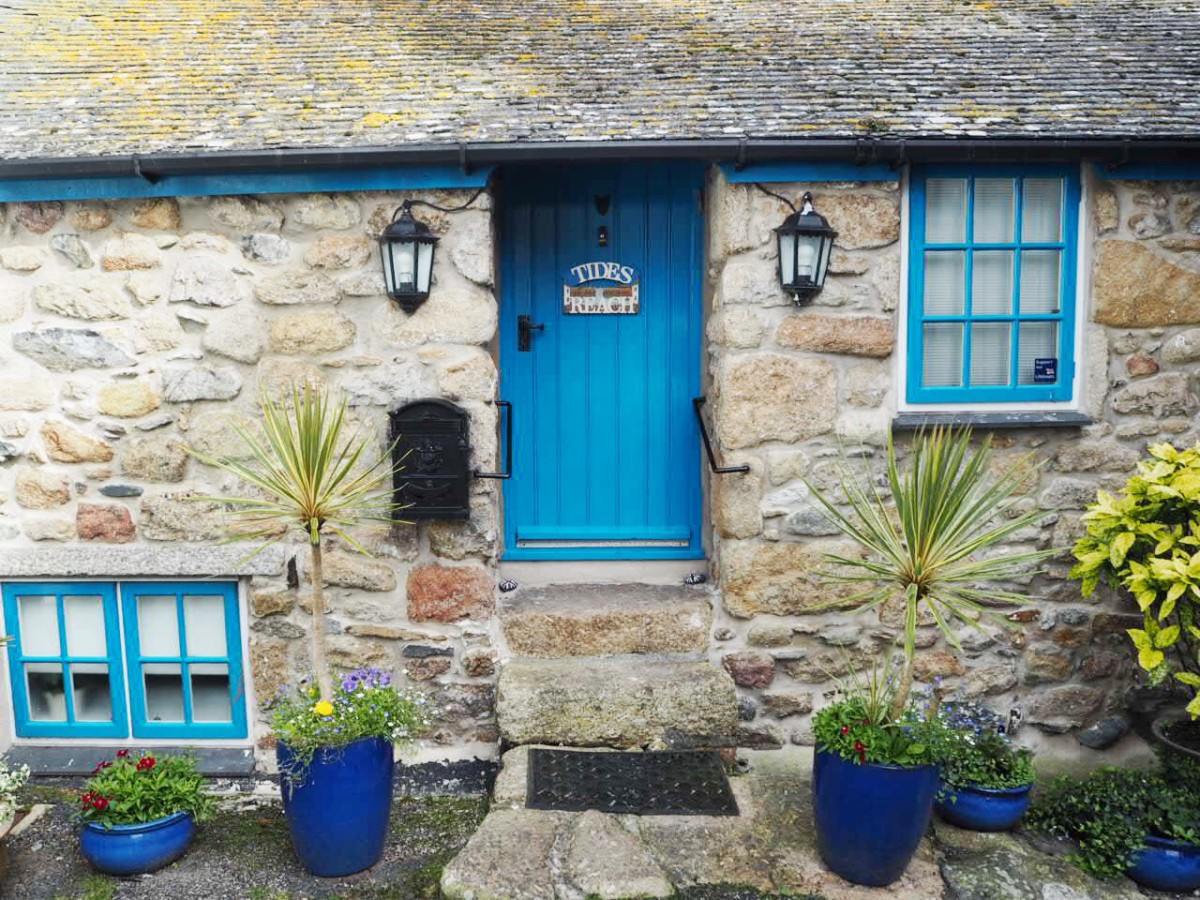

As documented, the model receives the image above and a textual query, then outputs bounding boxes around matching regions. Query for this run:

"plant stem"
[309,539,333,702]
[891,657,914,722]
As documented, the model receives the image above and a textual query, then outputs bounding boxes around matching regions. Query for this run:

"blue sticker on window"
[1034,358,1058,383]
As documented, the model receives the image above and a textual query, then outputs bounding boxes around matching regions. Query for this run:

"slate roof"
[0,0,1198,160]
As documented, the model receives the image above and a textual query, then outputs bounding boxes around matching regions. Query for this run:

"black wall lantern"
[775,191,837,304]
[379,202,438,314]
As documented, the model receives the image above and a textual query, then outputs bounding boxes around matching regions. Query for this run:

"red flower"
[115,749,130,759]
[854,741,868,764]
[91,796,109,811]
[840,724,850,736]
[137,756,156,771]
[91,760,112,774]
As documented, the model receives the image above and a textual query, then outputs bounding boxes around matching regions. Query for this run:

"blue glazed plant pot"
[812,747,940,887]
[277,736,395,877]
[79,811,195,876]
[1128,834,1200,892]
[934,781,1033,831]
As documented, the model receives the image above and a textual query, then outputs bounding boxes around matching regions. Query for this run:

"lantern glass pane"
[815,233,833,286]
[416,241,435,293]
[393,241,418,292]
[793,235,821,283]
[778,231,797,286]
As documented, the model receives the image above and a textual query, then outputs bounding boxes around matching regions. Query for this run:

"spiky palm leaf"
[808,426,1055,719]
[190,387,406,700]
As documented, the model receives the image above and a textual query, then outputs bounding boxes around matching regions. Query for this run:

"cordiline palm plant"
[808,426,1056,720]
[191,387,404,702]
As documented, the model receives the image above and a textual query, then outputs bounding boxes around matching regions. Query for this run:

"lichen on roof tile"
[0,0,1198,159]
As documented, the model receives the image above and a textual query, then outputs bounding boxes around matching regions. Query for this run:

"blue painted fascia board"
[0,165,493,203]
[1093,163,1200,181]
[718,162,898,183]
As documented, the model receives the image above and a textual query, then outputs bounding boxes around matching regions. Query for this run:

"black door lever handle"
[518,314,545,352]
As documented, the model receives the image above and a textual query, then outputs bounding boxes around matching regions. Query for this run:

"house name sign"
[563,261,640,315]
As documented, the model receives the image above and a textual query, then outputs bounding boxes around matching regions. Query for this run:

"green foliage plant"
[1026,765,1200,879]
[811,660,957,767]
[807,426,1054,722]
[938,709,1035,792]
[191,387,405,703]
[270,667,428,772]
[78,750,214,829]
[1070,442,1200,715]
[0,759,29,824]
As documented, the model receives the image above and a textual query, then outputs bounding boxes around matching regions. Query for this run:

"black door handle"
[518,315,545,352]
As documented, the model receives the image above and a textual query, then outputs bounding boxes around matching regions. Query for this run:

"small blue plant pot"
[79,811,195,876]
[1128,834,1200,892]
[812,747,940,887]
[278,736,395,877]
[934,781,1033,832]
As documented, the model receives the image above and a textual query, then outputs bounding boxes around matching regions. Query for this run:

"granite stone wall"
[0,191,502,760]
[704,169,1200,754]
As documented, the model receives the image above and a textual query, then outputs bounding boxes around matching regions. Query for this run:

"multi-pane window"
[907,166,1080,404]
[3,581,246,740]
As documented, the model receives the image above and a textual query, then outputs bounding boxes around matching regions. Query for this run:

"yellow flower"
[314,701,334,717]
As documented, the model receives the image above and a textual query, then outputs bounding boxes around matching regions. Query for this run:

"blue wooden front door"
[500,163,704,560]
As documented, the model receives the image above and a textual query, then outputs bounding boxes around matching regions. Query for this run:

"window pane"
[1019,322,1060,386]
[923,323,963,387]
[1020,250,1061,314]
[970,323,1012,386]
[26,663,67,721]
[184,595,227,657]
[923,251,965,315]
[138,595,180,657]
[18,595,60,657]
[64,595,107,657]
[1022,178,1063,242]
[191,663,232,722]
[72,663,113,723]
[144,663,186,722]
[971,251,1014,315]
[925,179,967,242]
[974,179,1015,242]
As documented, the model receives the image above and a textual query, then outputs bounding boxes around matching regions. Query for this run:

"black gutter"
[0,137,1198,181]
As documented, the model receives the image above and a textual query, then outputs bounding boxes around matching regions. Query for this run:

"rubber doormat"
[526,748,739,816]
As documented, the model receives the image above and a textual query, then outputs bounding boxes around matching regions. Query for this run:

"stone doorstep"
[441,746,947,900]
[497,657,738,748]
[498,582,713,658]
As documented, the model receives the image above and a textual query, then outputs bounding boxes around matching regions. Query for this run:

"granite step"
[497,656,738,748]
[498,582,713,658]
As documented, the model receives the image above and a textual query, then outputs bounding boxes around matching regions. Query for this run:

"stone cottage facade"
[0,0,1197,769]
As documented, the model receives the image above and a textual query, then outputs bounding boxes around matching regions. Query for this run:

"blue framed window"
[3,581,246,740]
[2,583,129,739]
[122,583,247,740]
[907,165,1081,404]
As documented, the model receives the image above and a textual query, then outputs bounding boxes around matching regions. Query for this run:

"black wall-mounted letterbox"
[390,399,471,520]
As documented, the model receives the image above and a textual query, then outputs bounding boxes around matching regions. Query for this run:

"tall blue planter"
[812,747,940,887]
[79,811,195,875]
[277,736,395,877]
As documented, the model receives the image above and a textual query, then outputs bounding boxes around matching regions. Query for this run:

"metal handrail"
[692,396,750,475]
[474,400,513,479]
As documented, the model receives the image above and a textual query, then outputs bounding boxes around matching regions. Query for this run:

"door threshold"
[498,559,707,588]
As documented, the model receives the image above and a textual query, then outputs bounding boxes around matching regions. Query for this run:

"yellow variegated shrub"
[1071,442,1200,715]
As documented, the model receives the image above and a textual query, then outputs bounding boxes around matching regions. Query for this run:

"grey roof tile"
[0,0,1198,159]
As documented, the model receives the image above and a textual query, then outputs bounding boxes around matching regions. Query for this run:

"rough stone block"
[721,539,860,617]
[41,420,114,463]
[497,658,737,747]
[776,314,895,357]
[500,584,711,657]
[1093,240,1200,327]
[717,354,836,449]
[76,503,136,543]
[408,563,494,622]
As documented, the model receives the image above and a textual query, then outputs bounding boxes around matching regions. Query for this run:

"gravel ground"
[0,783,488,900]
